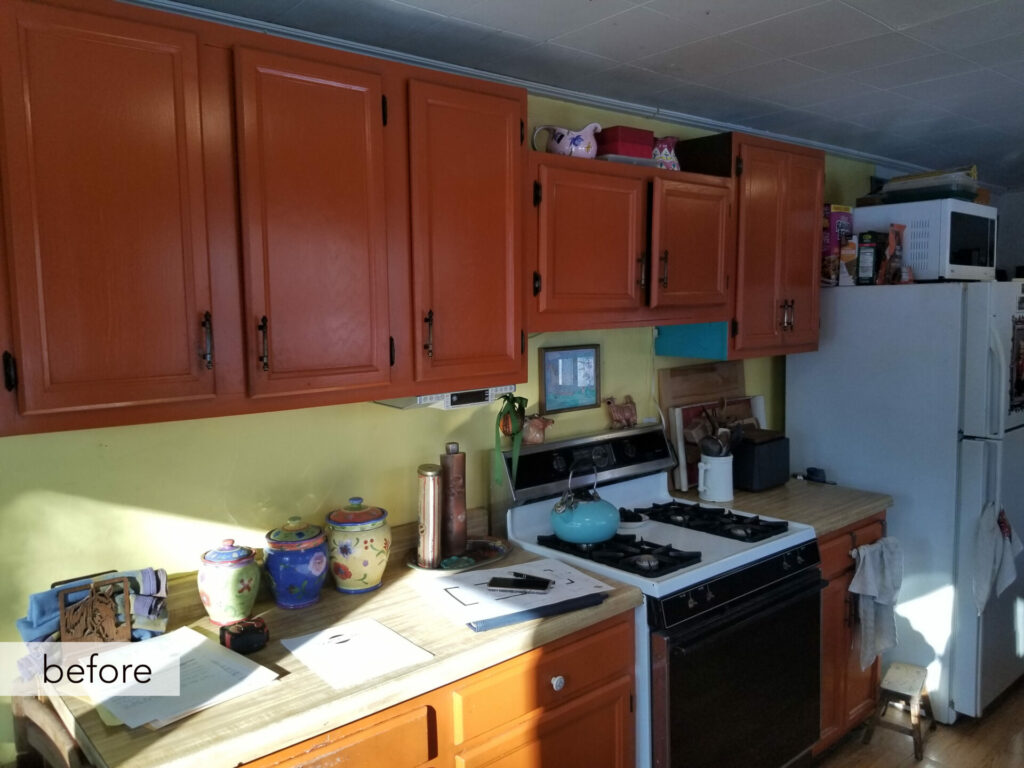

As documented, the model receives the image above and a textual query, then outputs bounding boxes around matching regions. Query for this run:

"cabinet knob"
[550,675,566,692]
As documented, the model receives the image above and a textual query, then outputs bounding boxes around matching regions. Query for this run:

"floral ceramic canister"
[326,497,391,593]
[264,516,329,609]
[198,539,260,626]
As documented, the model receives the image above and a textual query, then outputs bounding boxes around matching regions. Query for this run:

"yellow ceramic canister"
[326,497,391,593]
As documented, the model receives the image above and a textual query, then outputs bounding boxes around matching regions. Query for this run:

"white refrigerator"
[786,281,1024,724]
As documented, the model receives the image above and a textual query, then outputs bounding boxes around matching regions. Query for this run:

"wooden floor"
[814,678,1024,768]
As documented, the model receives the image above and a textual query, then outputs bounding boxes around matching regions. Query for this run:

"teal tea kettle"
[550,466,619,544]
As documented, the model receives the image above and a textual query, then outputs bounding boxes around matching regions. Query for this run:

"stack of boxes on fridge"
[821,204,854,286]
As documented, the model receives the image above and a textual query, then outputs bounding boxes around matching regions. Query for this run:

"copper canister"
[441,442,467,557]
[417,463,443,568]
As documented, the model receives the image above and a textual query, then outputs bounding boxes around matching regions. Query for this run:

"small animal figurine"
[522,413,555,444]
[605,395,638,429]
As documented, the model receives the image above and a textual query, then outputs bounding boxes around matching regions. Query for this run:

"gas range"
[492,425,822,768]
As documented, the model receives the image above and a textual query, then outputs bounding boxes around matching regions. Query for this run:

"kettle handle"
[531,124,556,152]
[566,462,601,495]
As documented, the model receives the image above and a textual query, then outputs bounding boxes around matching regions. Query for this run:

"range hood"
[374,385,516,410]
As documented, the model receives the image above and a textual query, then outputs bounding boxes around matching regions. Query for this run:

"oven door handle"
[666,573,825,656]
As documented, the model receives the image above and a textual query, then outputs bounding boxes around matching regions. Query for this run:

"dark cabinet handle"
[257,315,270,372]
[637,253,647,289]
[423,310,434,358]
[659,250,669,288]
[200,311,214,370]
[788,299,796,331]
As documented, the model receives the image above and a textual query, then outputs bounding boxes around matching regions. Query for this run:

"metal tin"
[417,463,443,569]
[441,442,467,557]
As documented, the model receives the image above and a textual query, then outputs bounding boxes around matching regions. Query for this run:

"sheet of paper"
[80,627,278,729]
[280,618,433,690]
[414,558,612,626]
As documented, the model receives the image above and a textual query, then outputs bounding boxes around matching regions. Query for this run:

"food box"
[597,126,654,159]
[821,204,852,287]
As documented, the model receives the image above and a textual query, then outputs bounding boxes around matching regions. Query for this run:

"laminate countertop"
[673,479,893,538]
[46,545,643,768]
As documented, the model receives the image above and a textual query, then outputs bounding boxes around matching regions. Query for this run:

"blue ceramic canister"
[264,516,329,609]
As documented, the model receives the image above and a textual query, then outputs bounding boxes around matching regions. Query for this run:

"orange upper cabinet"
[234,47,392,397]
[675,132,824,358]
[527,152,733,333]
[408,79,524,387]
[0,1,215,414]
[649,177,732,312]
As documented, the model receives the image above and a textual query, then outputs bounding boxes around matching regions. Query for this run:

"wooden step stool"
[862,662,937,760]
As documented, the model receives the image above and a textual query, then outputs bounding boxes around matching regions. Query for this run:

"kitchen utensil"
[326,497,391,593]
[264,516,329,609]
[716,427,732,455]
[198,539,260,626]
[531,122,601,158]
[699,435,724,457]
[550,466,619,544]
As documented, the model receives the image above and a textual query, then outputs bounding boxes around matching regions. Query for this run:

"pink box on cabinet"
[598,126,654,158]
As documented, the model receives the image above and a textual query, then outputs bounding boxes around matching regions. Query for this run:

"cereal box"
[821,204,853,287]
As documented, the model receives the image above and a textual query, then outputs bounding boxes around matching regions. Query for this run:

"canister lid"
[266,516,325,547]
[327,497,388,527]
[201,539,255,565]
[418,463,442,476]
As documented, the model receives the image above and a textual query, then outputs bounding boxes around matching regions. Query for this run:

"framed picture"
[538,345,600,414]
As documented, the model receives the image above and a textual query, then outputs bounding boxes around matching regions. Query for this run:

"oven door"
[651,569,823,768]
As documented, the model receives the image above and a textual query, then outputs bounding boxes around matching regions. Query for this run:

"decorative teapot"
[550,465,619,544]
[531,122,601,159]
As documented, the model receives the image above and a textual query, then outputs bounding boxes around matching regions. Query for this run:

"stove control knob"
[552,453,568,474]
[551,675,566,692]
[796,553,806,565]
[704,586,715,601]
[781,556,793,571]
[621,440,637,460]
[687,593,698,609]
[591,445,611,468]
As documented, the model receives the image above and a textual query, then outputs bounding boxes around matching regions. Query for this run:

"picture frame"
[538,345,600,415]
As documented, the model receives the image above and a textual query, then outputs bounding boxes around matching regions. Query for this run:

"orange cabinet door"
[0,1,214,414]
[732,143,786,354]
[781,151,824,350]
[409,79,523,386]
[817,573,848,751]
[234,47,391,397]
[649,177,732,314]
[534,163,646,322]
[454,676,634,768]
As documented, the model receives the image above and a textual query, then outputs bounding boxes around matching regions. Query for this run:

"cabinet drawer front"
[819,518,885,579]
[451,617,632,744]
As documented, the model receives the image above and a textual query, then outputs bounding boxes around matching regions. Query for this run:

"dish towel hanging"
[973,503,1024,615]
[849,537,903,671]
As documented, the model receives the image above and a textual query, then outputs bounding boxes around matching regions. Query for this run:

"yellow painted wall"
[0,93,873,764]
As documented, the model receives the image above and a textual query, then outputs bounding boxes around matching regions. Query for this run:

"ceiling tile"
[790,32,937,74]
[400,19,535,69]
[553,6,707,62]
[389,0,486,16]
[888,69,1019,105]
[635,37,774,82]
[902,0,1024,51]
[704,59,827,96]
[956,31,1024,66]
[848,53,980,88]
[756,76,879,109]
[449,0,635,41]
[493,43,618,90]
[654,84,779,122]
[645,0,822,35]
[996,60,1024,81]
[722,1,892,57]
[842,0,995,29]
[272,0,441,47]
[573,65,686,104]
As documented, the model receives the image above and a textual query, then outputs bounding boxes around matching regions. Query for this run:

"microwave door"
[949,211,996,270]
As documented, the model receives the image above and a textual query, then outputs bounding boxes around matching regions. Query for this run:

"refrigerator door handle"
[988,324,1008,439]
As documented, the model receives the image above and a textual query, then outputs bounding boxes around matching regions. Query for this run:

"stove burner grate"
[639,502,789,543]
[536,534,700,577]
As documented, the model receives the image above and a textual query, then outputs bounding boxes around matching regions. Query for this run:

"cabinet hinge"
[533,180,542,207]
[532,271,542,296]
[381,94,388,126]
[389,336,395,367]
[520,119,525,146]
[735,156,743,176]
[521,330,525,355]
[2,350,16,392]
[731,319,739,338]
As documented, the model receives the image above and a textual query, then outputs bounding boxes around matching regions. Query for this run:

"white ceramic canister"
[697,453,734,503]
[198,539,261,625]
[326,497,391,593]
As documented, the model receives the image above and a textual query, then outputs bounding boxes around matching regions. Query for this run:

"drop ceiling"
[139,0,1024,191]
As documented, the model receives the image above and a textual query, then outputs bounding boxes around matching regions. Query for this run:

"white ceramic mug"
[697,453,733,503]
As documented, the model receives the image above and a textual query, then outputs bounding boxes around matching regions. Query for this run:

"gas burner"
[636,502,790,543]
[536,534,701,577]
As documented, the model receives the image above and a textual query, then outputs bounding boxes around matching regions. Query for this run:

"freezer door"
[962,282,1024,436]
[952,431,1024,718]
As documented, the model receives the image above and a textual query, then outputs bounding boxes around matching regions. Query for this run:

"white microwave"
[853,198,997,281]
